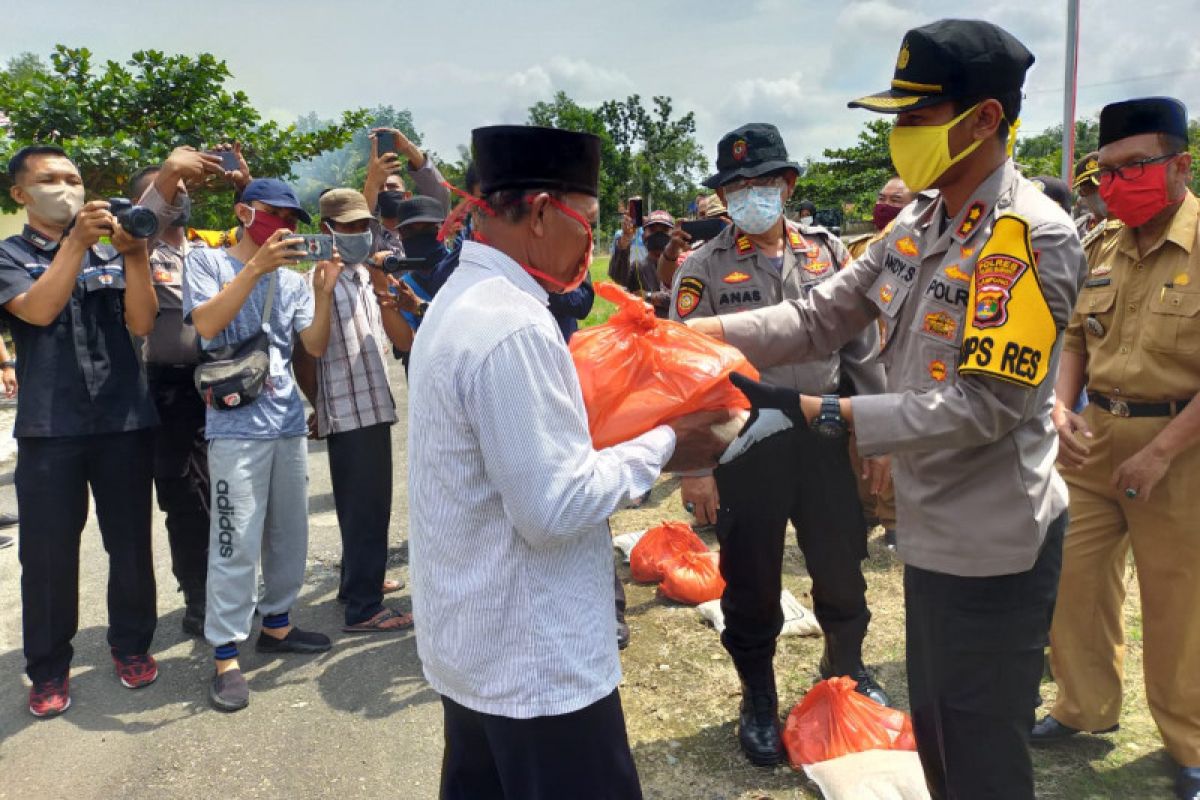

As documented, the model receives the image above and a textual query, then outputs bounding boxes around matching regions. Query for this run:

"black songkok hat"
[472,126,601,198]
[1099,97,1189,148]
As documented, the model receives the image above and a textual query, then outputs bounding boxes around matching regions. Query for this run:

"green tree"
[1014,118,1101,179]
[792,118,894,220]
[0,46,370,227]
[292,105,424,209]
[528,91,708,227]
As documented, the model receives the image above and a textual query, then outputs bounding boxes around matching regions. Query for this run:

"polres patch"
[675,276,705,318]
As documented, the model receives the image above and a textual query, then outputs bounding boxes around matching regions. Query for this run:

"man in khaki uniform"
[670,123,889,766]
[1033,96,1200,800]
[688,20,1086,798]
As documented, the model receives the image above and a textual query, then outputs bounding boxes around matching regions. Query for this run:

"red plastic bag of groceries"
[783,677,917,767]
[629,521,708,583]
[570,282,758,450]
[659,551,726,605]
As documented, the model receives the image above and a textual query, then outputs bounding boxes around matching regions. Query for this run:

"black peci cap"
[395,196,446,229]
[1099,97,1189,148]
[704,123,800,189]
[849,19,1034,114]
[472,125,601,197]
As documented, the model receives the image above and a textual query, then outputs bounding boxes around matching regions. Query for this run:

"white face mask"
[23,183,85,227]
[798,215,814,226]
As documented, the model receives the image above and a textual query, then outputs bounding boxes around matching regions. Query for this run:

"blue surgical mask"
[726,185,784,235]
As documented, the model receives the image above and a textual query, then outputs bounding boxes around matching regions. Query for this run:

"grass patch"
[612,487,1172,799]
[584,255,618,328]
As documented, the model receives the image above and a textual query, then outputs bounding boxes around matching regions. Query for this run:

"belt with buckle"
[1087,392,1190,418]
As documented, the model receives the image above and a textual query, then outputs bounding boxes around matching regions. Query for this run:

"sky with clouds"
[6,0,1200,174]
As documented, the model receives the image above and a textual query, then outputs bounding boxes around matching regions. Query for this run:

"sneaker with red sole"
[29,676,70,718]
[112,650,158,689]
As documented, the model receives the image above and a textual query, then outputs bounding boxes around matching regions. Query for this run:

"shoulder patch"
[723,271,751,284]
[675,276,705,318]
[958,214,1056,388]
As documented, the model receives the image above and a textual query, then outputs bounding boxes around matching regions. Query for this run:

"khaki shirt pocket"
[1079,288,1116,341]
[1145,289,1200,353]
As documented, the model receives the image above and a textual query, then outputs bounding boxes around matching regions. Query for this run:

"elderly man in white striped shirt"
[408,125,731,800]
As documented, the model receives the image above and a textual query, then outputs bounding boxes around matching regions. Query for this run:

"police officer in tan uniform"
[670,123,889,767]
[688,20,1086,798]
[1033,97,1200,800]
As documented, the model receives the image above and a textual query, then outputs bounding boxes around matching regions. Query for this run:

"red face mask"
[244,208,297,246]
[455,192,593,294]
[872,202,903,232]
[1098,160,1176,228]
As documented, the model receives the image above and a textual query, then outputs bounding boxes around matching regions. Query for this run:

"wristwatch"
[810,394,848,438]
[0,360,14,370]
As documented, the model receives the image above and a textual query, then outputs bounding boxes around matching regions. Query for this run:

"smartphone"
[283,234,333,262]
[680,219,727,242]
[375,131,398,157]
[206,149,241,172]
[628,197,644,228]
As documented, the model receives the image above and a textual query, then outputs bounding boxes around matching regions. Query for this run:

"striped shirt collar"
[459,240,550,307]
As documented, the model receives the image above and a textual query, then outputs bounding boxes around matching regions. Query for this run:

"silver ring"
[1125,487,1138,499]
[684,501,695,513]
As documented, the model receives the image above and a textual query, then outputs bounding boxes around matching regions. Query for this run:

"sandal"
[342,607,414,633]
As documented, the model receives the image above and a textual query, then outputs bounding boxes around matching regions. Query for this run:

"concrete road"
[0,378,446,800]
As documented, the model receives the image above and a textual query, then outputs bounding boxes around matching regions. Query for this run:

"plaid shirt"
[308,265,397,436]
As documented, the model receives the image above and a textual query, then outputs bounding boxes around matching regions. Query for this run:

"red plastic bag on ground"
[659,551,726,605]
[629,521,708,583]
[570,282,759,449]
[783,677,917,767]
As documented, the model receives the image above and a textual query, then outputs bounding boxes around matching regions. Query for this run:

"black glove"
[730,372,803,420]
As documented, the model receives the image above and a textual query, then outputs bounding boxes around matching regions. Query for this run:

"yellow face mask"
[888,103,984,193]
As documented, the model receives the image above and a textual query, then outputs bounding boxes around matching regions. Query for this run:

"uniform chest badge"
[98,273,114,285]
[921,310,959,342]
[945,265,971,283]
[1176,273,1191,286]
[956,202,987,238]
[879,283,896,304]
[153,269,174,284]
[803,260,832,276]
[928,360,947,382]
[895,236,920,258]
[735,236,753,256]
[960,244,975,259]
[723,271,751,284]
[1090,263,1112,276]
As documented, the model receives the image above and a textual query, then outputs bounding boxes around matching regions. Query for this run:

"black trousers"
[17,430,156,683]
[148,366,209,597]
[439,690,643,800]
[714,425,869,679]
[904,512,1066,800]
[328,422,393,626]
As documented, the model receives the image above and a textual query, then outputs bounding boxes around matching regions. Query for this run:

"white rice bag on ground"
[612,529,648,563]
[696,589,822,637]
[803,750,931,800]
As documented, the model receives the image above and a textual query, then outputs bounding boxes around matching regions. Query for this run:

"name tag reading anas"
[958,214,1056,388]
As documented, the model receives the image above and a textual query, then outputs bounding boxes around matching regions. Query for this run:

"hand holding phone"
[628,197,644,228]
[206,149,242,172]
[679,219,727,243]
[374,131,399,158]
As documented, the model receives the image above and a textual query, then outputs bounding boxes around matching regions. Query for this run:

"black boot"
[819,639,890,707]
[181,581,206,638]
[737,673,784,766]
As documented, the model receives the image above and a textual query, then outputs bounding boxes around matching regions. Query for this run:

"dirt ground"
[611,476,1174,800]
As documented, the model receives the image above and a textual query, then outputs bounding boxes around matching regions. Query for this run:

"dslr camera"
[107,198,158,239]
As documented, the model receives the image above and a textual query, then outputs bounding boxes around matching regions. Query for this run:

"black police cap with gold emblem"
[704,123,800,189]
[1098,97,1189,148]
[1072,151,1101,190]
[472,125,602,197]
[849,19,1034,114]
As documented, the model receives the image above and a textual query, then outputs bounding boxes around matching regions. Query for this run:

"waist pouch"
[194,271,277,411]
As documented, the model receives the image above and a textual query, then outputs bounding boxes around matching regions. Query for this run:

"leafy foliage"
[792,119,894,219]
[0,46,369,227]
[529,91,707,227]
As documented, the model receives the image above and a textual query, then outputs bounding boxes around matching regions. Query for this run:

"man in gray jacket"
[688,20,1087,799]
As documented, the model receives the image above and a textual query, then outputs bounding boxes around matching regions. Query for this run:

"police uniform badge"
[735,236,753,256]
[959,214,1056,388]
[928,360,948,382]
[956,201,987,239]
[723,271,751,284]
[676,276,705,318]
[945,265,971,283]
[1085,316,1105,337]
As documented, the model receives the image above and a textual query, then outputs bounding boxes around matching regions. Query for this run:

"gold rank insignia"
[896,236,920,257]
[736,236,753,256]
[956,201,987,239]
[787,229,804,251]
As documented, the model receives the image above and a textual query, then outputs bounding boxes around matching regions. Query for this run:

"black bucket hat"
[704,123,800,189]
